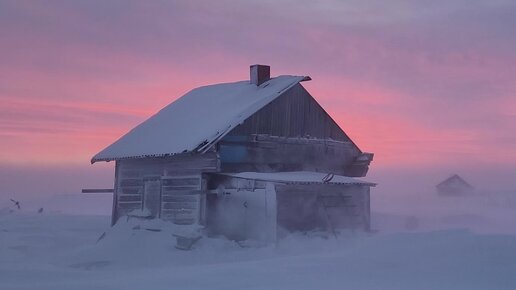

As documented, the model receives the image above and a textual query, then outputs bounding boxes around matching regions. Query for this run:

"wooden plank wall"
[222,83,371,176]
[228,83,355,143]
[275,184,371,235]
[113,152,217,223]
[219,135,362,176]
[160,176,202,225]
[207,177,371,237]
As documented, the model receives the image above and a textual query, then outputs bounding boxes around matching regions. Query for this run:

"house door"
[213,186,276,242]
[143,177,161,218]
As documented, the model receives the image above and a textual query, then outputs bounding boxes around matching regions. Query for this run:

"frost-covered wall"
[207,175,371,240]
[219,135,361,176]
[113,152,217,224]
[219,84,372,176]
[275,184,371,235]
[205,182,277,242]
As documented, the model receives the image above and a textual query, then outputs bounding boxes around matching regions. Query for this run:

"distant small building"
[91,65,375,242]
[436,174,474,196]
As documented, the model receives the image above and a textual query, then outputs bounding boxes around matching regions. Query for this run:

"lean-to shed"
[92,65,375,241]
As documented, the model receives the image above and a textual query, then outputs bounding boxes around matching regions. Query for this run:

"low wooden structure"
[92,65,375,241]
[436,174,474,196]
[207,172,373,241]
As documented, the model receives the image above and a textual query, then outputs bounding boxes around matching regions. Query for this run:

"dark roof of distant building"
[436,174,474,190]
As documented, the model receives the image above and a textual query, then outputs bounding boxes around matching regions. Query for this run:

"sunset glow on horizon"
[1,0,515,173]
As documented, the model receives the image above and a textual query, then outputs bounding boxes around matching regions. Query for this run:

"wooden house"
[92,65,375,241]
[436,174,474,196]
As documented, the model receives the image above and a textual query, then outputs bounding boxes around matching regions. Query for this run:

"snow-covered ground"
[372,190,516,235]
[1,192,515,290]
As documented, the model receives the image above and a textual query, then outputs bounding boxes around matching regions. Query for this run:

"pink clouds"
[0,0,515,172]
[281,62,512,170]
[304,73,516,169]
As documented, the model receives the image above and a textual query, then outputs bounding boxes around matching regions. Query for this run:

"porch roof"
[217,171,376,186]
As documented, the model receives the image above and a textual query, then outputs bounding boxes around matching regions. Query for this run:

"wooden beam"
[81,189,114,193]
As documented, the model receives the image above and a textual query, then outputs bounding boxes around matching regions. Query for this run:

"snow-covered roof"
[217,171,376,186]
[92,75,310,163]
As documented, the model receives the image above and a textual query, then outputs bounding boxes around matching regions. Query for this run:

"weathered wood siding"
[111,161,120,225]
[160,175,203,225]
[275,184,370,235]
[228,84,354,141]
[206,175,371,238]
[219,135,361,176]
[113,152,216,224]
[220,83,371,176]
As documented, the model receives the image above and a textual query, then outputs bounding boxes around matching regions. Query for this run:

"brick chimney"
[250,64,270,86]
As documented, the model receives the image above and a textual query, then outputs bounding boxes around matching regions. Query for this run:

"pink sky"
[1,0,515,196]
